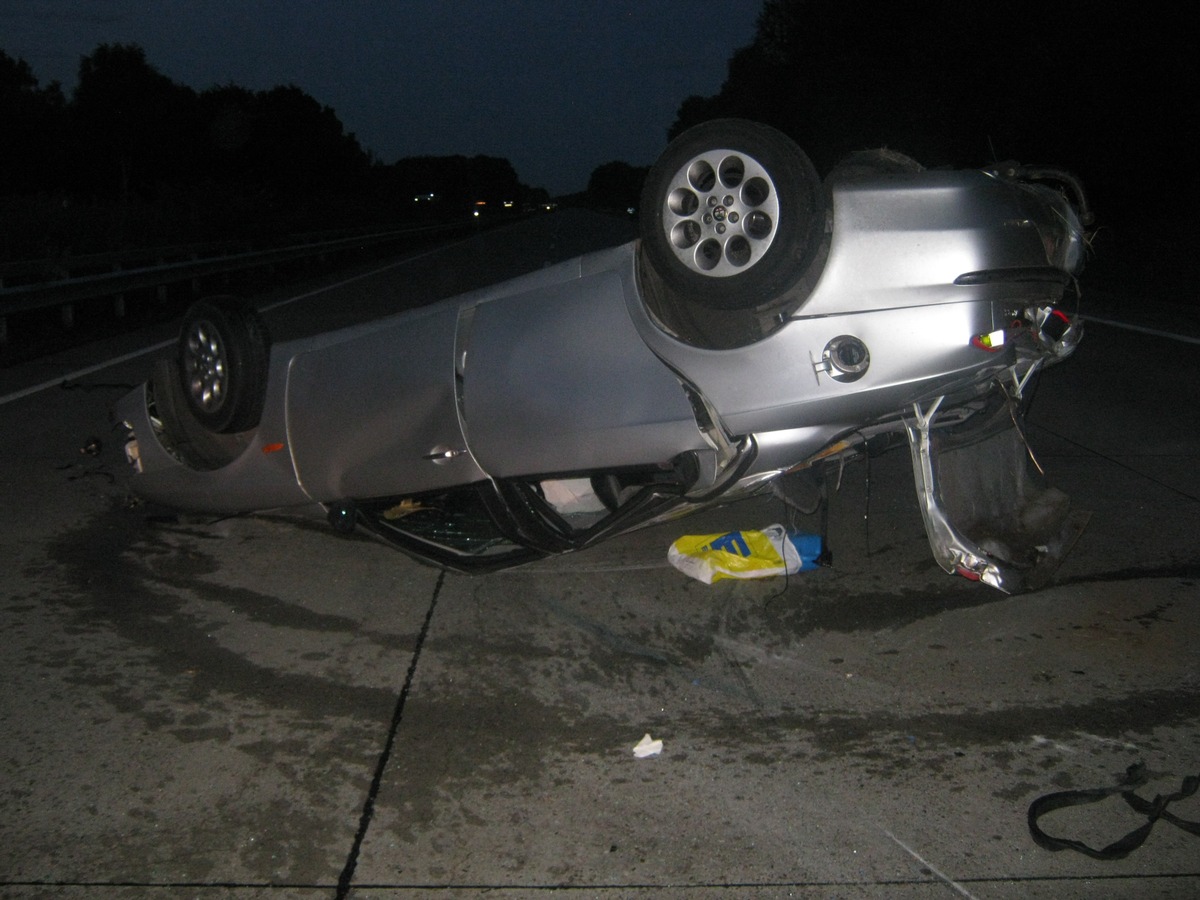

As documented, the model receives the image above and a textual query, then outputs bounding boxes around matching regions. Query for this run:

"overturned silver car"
[117,119,1091,592]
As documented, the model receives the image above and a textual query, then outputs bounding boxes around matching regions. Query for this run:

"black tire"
[826,148,924,182]
[639,119,825,310]
[150,358,246,470]
[177,296,270,433]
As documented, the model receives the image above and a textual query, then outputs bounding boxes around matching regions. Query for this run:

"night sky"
[3,0,1195,245]
[0,0,763,195]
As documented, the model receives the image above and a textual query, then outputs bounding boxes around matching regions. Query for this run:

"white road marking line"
[881,828,980,899]
[1084,315,1200,345]
[258,245,449,312]
[0,245,460,408]
[0,340,174,406]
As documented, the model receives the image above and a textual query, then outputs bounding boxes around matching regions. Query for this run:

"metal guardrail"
[0,222,467,343]
[0,240,247,286]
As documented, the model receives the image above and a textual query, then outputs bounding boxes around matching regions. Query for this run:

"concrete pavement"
[1,222,1197,897]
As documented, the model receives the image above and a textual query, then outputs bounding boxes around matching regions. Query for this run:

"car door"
[459,267,707,479]
[285,303,483,502]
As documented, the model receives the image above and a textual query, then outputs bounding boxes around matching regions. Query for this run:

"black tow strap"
[1028,763,1200,860]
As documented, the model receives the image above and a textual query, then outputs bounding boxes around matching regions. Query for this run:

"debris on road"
[668,524,823,583]
[633,734,663,758]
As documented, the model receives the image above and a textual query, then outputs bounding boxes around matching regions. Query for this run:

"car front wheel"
[177,296,270,433]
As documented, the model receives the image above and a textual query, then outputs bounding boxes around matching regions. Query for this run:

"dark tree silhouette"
[0,49,67,195]
[236,84,370,195]
[68,44,201,200]
[586,161,649,212]
[667,0,1196,222]
[0,40,553,258]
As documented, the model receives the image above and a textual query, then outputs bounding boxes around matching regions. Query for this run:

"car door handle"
[424,445,466,464]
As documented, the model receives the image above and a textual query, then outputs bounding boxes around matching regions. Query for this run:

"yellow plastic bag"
[668,524,821,584]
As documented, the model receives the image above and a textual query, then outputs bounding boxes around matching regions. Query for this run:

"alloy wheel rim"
[182,320,227,412]
[661,149,780,277]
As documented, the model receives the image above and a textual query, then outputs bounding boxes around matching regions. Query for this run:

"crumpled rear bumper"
[905,389,1086,593]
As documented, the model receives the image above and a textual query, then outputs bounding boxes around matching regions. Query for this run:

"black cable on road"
[335,569,446,899]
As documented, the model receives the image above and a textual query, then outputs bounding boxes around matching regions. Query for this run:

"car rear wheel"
[639,118,825,310]
[178,297,270,433]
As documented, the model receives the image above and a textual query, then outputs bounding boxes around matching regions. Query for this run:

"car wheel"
[177,296,270,433]
[639,118,825,310]
[827,148,924,182]
[150,358,245,470]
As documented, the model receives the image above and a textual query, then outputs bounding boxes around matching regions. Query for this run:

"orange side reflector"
[262,442,285,454]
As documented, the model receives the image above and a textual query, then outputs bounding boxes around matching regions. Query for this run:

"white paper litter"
[632,733,663,758]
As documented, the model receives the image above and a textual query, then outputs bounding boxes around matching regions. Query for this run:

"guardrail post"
[112,264,125,317]
[156,258,168,302]
[0,315,7,345]
[61,303,75,329]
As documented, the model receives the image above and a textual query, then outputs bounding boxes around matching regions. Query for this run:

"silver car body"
[118,164,1087,591]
